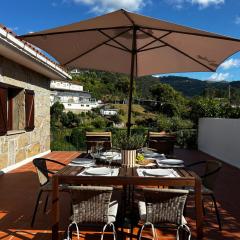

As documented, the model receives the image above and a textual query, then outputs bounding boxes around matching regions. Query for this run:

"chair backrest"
[69,186,113,224]
[202,160,222,190]
[86,131,112,152]
[148,131,176,141]
[33,158,50,186]
[148,140,174,155]
[142,188,188,225]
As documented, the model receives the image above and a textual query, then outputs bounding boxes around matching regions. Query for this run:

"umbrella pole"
[127,26,137,137]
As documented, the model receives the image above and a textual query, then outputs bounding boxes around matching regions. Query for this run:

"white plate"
[159,159,184,165]
[71,158,94,164]
[144,152,163,158]
[143,169,170,176]
[101,151,119,157]
[100,152,121,161]
[85,167,111,175]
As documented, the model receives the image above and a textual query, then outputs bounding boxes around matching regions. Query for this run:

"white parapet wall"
[198,118,240,168]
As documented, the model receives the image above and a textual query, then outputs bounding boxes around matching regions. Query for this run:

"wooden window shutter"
[0,86,7,135]
[25,90,35,131]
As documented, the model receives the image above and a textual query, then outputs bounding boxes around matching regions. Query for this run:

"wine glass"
[105,149,114,168]
[89,145,95,158]
[96,142,103,156]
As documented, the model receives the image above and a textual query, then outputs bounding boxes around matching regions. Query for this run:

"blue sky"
[1,0,240,81]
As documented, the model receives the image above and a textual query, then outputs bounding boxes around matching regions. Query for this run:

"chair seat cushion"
[108,201,118,223]
[138,201,187,225]
[70,200,118,224]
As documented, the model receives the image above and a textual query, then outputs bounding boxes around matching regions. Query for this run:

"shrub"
[92,116,107,129]
[70,128,86,150]
[109,114,122,124]
[175,129,197,149]
[157,115,172,132]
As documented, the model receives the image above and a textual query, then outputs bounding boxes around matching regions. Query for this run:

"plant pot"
[121,149,136,168]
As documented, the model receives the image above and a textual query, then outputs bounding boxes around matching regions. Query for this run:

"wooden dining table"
[51,164,203,240]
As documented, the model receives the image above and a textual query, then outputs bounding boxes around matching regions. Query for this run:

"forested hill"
[71,70,240,99]
[137,75,238,98]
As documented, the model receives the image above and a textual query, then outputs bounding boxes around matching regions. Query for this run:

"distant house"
[100,109,118,116]
[0,25,70,172]
[50,80,101,113]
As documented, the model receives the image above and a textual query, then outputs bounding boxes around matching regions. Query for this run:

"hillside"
[71,70,240,100]
[137,76,237,98]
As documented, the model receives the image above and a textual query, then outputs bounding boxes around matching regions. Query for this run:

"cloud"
[208,72,230,81]
[167,0,224,9]
[220,58,240,70]
[191,0,224,8]
[235,16,240,25]
[71,0,149,13]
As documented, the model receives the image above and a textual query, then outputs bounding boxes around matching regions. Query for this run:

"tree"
[188,97,224,125]
[150,83,187,117]
[50,102,64,127]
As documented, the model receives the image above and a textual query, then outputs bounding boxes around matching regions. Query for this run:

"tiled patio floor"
[0,149,240,240]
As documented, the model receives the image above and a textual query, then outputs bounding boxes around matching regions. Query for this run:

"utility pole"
[228,84,231,104]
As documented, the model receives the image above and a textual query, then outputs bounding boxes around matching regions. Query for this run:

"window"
[25,90,35,131]
[0,84,35,135]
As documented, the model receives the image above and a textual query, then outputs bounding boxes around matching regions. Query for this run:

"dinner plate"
[85,167,111,175]
[143,169,170,176]
[100,152,121,161]
[71,158,94,164]
[158,159,184,165]
[144,152,164,158]
[101,151,119,157]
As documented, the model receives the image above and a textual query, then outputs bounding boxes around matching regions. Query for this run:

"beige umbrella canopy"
[20,9,240,134]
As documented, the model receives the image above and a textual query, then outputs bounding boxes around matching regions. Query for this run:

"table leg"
[52,175,59,240]
[195,177,204,239]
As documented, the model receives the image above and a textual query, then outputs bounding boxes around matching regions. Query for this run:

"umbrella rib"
[104,42,130,52]
[62,28,131,66]
[137,31,172,51]
[98,29,131,52]
[138,45,167,52]
[137,26,240,43]
[121,9,135,26]
[19,26,131,38]
[140,28,215,72]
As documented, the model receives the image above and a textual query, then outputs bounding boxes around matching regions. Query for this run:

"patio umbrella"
[20,9,240,135]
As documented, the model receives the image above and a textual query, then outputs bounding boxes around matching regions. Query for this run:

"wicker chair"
[66,186,118,240]
[138,188,190,240]
[186,160,222,230]
[31,158,66,227]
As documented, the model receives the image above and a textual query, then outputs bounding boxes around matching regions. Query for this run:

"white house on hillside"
[50,80,101,112]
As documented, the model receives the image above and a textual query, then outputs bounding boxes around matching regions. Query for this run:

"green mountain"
[137,75,236,98]
[71,70,240,101]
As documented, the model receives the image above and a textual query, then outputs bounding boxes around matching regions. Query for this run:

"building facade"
[50,80,101,113]
[0,26,70,171]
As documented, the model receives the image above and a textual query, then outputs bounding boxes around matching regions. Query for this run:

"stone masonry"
[0,56,51,169]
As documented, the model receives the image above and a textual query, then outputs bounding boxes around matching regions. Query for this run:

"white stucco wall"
[198,118,240,168]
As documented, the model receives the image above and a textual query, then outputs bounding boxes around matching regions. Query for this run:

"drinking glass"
[106,149,114,168]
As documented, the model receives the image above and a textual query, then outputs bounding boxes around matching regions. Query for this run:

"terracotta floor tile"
[0,149,240,239]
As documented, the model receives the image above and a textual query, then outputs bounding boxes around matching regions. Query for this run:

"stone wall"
[0,56,51,169]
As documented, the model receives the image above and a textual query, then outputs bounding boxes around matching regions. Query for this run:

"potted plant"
[113,130,146,167]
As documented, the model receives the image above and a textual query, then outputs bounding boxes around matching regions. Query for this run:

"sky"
[1,0,240,81]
